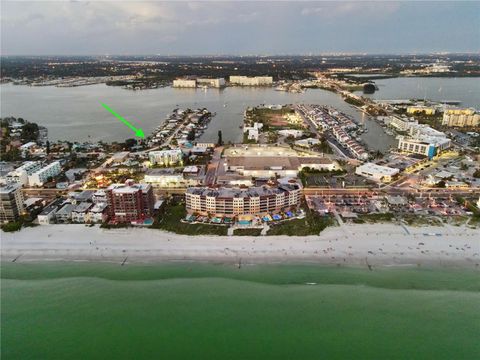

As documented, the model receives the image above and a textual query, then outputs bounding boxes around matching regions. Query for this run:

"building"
[223,145,338,178]
[5,161,42,186]
[278,129,304,138]
[355,163,400,183]
[86,203,108,223]
[37,199,63,225]
[55,203,76,223]
[143,169,200,188]
[397,136,451,159]
[173,79,197,88]
[148,149,183,166]
[294,138,320,148]
[442,108,479,128]
[106,181,155,223]
[243,122,263,142]
[185,182,301,217]
[0,184,25,223]
[196,78,226,88]
[28,161,62,186]
[408,124,446,139]
[19,141,37,157]
[92,189,108,204]
[406,106,436,115]
[111,152,130,164]
[389,116,418,132]
[229,76,273,86]
[71,202,93,223]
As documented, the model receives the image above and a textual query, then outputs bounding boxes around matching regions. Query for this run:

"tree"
[217,130,223,146]
[46,140,50,154]
[187,129,195,142]
[473,169,480,179]
[21,122,39,141]
[124,138,137,149]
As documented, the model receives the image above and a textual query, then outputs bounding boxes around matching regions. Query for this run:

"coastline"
[2,223,479,269]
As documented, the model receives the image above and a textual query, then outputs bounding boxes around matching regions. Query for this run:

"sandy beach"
[1,223,479,268]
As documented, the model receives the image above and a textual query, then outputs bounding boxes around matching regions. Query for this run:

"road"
[204,146,223,185]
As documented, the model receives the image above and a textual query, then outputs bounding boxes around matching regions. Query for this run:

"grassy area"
[357,213,394,223]
[151,201,228,236]
[402,215,443,227]
[267,211,334,236]
[233,228,263,236]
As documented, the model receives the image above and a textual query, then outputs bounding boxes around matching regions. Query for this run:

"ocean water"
[2,262,479,359]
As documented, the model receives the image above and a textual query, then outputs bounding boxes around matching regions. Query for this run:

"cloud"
[301,1,400,18]
[0,1,478,55]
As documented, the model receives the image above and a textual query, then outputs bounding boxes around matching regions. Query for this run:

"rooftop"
[187,183,300,198]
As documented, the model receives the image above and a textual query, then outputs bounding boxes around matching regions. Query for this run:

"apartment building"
[148,149,183,166]
[185,183,301,217]
[406,106,436,115]
[106,181,155,223]
[229,76,273,86]
[196,78,226,88]
[173,79,197,88]
[442,108,479,128]
[389,116,418,132]
[28,161,62,186]
[0,183,25,223]
[5,161,42,186]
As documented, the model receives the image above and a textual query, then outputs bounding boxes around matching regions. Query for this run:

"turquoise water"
[2,262,480,359]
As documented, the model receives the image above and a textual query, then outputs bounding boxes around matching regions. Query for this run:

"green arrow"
[100,102,145,138]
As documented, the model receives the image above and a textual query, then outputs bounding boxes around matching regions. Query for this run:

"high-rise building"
[0,183,25,223]
[105,181,155,223]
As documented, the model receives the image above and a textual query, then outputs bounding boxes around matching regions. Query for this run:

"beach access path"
[1,223,479,268]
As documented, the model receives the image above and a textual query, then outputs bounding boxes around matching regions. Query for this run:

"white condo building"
[173,79,197,88]
[28,161,62,186]
[148,149,183,166]
[229,76,273,86]
[5,161,42,186]
[197,78,226,88]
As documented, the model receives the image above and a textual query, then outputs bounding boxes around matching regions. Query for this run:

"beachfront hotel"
[185,182,301,217]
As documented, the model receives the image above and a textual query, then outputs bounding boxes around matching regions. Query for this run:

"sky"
[1,0,479,55]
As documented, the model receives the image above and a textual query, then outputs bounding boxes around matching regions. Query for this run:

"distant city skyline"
[1,1,479,55]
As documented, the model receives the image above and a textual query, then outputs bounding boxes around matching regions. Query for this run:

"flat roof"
[357,163,400,175]
[187,183,299,198]
[226,156,332,170]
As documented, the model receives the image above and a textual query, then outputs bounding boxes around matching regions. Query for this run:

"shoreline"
[2,223,479,269]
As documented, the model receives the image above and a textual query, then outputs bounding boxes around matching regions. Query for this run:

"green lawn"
[151,202,228,236]
[357,213,394,223]
[267,213,334,236]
